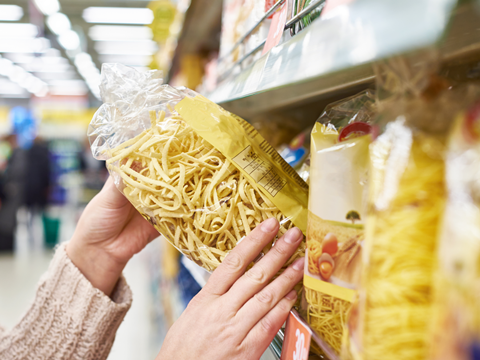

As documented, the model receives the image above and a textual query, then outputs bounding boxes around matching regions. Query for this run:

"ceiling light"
[0,58,14,76]
[78,66,99,78]
[35,70,78,80]
[88,25,153,41]
[0,5,24,21]
[33,0,60,16]
[98,54,153,66]
[74,52,93,64]
[8,65,28,83]
[74,52,95,70]
[94,40,158,55]
[49,79,88,96]
[58,30,80,50]
[82,7,154,25]
[46,13,71,35]
[18,73,36,89]
[0,38,50,53]
[2,54,34,64]
[0,64,49,96]
[27,77,47,94]
[42,56,69,65]
[25,63,71,73]
[0,78,28,96]
[0,23,38,39]
[33,38,51,52]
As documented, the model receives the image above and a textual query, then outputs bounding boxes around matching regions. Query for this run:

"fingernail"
[292,257,305,271]
[284,227,303,244]
[285,290,297,301]
[261,218,277,233]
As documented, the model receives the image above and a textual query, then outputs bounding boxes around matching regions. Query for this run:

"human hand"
[156,218,305,360]
[67,177,159,296]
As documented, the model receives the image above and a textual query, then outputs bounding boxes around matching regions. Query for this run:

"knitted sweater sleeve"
[0,243,132,360]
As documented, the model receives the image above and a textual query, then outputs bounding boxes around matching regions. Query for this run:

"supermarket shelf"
[167,0,222,81]
[217,0,327,83]
[206,0,480,119]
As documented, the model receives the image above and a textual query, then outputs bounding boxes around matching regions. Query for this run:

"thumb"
[100,176,131,209]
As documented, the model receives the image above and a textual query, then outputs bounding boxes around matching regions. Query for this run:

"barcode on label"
[233,145,287,197]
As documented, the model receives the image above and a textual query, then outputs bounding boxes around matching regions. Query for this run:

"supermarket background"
[0,0,478,359]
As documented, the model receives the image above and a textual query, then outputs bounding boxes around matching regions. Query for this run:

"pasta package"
[88,64,308,272]
[304,90,375,356]
[345,73,480,360]
[429,102,480,360]
[305,124,369,356]
[350,119,446,360]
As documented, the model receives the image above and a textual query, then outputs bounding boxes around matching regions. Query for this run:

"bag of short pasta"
[88,64,308,272]
[429,100,480,360]
[304,90,375,356]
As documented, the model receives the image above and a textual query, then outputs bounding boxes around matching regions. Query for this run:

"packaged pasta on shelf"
[347,58,480,360]
[352,116,447,360]
[303,90,375,356]
[429,100,480,360]
[88,64,308,272]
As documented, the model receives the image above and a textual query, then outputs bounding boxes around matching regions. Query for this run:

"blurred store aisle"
[108,242,161,360]
[0,216,160,360]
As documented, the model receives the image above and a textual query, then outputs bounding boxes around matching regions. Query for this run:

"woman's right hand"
[156,218,305,360]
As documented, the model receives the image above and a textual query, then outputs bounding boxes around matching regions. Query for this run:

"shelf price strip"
[281,310,312,360]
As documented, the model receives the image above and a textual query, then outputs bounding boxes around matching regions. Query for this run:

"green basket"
[42,215,60,248]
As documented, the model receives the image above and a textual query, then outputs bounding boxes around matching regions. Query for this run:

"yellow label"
[232,145,287,197]
[175,95,309,232]
[304,274,356,303]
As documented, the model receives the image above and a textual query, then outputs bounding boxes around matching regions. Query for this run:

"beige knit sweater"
[0,243,132,360]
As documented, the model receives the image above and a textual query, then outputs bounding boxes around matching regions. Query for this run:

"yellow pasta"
[361,134,446,360]
[305,288,350,354]
[106,110,305,271]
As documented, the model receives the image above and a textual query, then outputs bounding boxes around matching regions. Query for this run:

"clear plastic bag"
[345,56,480,360]
[88,64,308,272]
[304,90,375,356]
[316,89,377,129]
[429,101,480,360]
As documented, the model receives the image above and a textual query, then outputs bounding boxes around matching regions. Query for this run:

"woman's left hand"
[156,218,305,360]
[67,177,159,296]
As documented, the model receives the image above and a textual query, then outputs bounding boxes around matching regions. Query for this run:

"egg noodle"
[305,288,350,354]
[105,109,305,271]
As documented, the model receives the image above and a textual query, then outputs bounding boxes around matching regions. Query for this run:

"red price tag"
[280,310,312,360]
[262,3,288,55]
[265,0,277,18]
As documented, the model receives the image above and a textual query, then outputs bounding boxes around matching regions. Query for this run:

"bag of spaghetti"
[303,90,375,356]
[88,63,308,272]
[429,99,480,360]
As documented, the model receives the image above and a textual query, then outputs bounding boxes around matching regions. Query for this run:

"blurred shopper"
[79,137,108,190]
[24,137,51,245]
[0,178,303,359]
[0,135,27,252]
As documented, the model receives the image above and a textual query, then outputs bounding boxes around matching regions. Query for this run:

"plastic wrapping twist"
[88,64,308,272]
